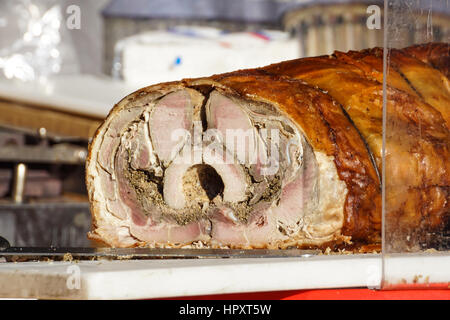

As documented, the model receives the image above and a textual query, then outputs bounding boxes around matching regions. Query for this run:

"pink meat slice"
[98,167,116,201]
[210,203,279,247]
[129,218,209,244]
[98,166,129,221]
[106,198,129,220]
[207,91,270,180]
[115,142,150,227]
[100,118,155,221]
[209,207,249,245]
[210,145,319,247]
[149,90,193,165]
[98,108,143,174]
[270,146,318,227]
[114,138,207,243]
[207,91,257,163]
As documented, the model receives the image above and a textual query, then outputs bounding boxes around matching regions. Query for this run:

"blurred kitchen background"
[0,0,448,247]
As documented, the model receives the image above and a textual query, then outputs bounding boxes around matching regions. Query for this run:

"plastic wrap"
[0,0,79,82]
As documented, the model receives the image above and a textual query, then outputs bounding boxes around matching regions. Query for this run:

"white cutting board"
[0,253,448,299]
[0,254,382,299]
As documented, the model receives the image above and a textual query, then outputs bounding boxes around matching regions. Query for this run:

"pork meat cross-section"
[86,74,379,248]
[86,43,449,249]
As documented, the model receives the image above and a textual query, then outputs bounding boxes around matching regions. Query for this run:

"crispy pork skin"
[86,43,449,250]
[403,42,450,78]
[264,43,449,250]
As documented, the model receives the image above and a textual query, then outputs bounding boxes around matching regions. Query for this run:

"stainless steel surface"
[0,247,320,261]
[12,163,27,203]
[0,144,87,164]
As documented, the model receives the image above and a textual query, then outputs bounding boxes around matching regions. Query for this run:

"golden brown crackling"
[383,93,450,237]
[333,48,419,97]
[263,45,450,241]
[387,48,450,128]
[402,42,450,78]
[333,46,450,128]
[264,55,384,167]
[263,50,450,182]
[200,71,381,242]
[264,56,380,108]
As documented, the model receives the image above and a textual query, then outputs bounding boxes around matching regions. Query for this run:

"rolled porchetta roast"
[86,43,449,249]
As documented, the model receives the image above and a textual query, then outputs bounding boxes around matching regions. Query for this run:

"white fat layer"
[163,146,202,209]
[302,152,347,240]
[268,152,346,245]
[142,111,162,175]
